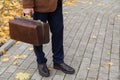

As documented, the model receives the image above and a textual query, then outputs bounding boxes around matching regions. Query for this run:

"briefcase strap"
[41,21,45,43]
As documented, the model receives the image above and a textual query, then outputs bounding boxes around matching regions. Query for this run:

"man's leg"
[48,0,75,74]
[33,12,50,77]
[48,0,64,64]
[33,12,48,64]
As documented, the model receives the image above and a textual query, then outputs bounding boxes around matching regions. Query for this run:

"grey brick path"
[0,0,120,80]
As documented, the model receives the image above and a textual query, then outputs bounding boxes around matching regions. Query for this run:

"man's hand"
[23,8,34,15]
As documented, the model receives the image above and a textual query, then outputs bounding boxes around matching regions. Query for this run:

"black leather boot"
[54,63,75,74]
[37,64,50,77]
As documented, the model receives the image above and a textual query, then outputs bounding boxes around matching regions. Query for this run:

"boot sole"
[38,71,50,77]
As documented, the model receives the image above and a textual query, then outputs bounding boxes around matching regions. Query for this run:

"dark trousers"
[33,0,64,64]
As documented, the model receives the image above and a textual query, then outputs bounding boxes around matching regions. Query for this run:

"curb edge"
[0,39,16,56]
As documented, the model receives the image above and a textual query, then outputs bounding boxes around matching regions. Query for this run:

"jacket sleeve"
[23,0,34,8]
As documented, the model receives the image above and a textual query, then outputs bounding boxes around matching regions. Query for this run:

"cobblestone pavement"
[0,0,120,80]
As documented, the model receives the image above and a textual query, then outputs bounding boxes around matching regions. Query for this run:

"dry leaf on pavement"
[15,41,21,45]
[103,65,109,69]
[13,61,19,65]
[29,48,33,51]
[2,58,10,62]
[13,55,27,59]
[48,67,53,71]
[3,53,9,57]
[64,12,69,14]
[91,35,97,39]
[87,67,90,70]
[2,49,7,55]
[108,62,113,66]
[107,52,111,54]
[16,72,30,80]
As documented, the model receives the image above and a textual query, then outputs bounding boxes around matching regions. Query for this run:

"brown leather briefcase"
[9,18,50,46]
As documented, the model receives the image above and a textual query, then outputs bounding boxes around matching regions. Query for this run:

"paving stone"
[0,77,8,80]
[25,68,37,78]
[5,65,18,73]
[0,66,7,75]
[18,53,35,70]
[31,71,42,80]
[53,75,65,80]
[98,72,109,80]
[0,72,12,79]
[8,69,25,80]
[1,0,120,80]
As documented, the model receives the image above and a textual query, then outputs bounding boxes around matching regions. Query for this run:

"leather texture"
[9,18,50,46]
[37,64,50,77]
[54,63,75,74]
[23,0,58,12]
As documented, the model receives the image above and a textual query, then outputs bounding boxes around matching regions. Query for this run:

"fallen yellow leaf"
[117,17,120,21]
[0,4,3,10]
[0,32,5,37]
[16,72,30,80]
[13,61,19,65]
[97,18,100,21]
[1,49,6,55]
[64,12,69,14]
[98,3,106,7]
[92,35,97,39]
[89,2,93,4]
[107,52,111,54]
[117,14,120,17]
[108,62,113,66]
[29,48,33,51]
[14,55,27,59]
[3,53,9,57]
[87,67,90,70]
[2,58,10,62]
[48,67,53,71]
[3,27,9,31]
[103,65,109,69]
[63,0,76,6]
[15,41,21,45]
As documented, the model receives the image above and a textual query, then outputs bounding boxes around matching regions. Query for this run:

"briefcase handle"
[16,13,40,23]
[24,13,33,18]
